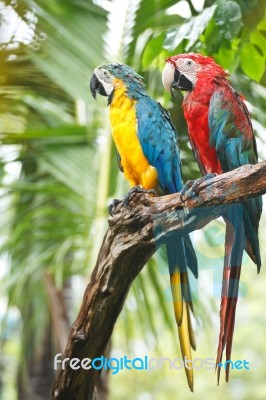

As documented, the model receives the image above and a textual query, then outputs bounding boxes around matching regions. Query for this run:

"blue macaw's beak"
[90,73,108,99]
[171,69,193,95]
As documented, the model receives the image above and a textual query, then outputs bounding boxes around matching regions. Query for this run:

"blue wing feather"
[136,96,198,278]
[209,88,258,169]
[208,87,262,268]
[136,97,183,194]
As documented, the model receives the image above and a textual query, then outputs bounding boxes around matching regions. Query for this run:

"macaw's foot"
[108,198,121,216]
[123,185,157,207]
[108,186,157,216]
[180,173,218,202]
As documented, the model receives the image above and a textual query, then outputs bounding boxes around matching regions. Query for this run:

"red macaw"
[162,53,262,382]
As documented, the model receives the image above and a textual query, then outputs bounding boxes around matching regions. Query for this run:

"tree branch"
[51,161,266,400]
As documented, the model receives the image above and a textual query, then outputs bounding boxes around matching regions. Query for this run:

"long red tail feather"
[216,222,242,384]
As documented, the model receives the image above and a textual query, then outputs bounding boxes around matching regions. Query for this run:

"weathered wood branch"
[51,161,266,400]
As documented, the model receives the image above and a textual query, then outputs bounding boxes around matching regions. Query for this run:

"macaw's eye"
[187,60,192,66]
[103,71,109,77]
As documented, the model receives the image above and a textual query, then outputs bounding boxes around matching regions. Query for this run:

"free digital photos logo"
[54,354,250,375]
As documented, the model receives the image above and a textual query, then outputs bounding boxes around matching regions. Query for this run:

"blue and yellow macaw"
[90,63,198,391]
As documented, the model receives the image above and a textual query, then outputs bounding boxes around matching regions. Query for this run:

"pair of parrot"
[90,54,262,391]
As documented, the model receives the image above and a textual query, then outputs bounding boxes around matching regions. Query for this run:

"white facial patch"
[94,67,114,96]
[174,58,200,86]
[162,63,175,94]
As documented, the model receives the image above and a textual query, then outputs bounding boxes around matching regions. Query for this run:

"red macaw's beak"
[162,61,193,97]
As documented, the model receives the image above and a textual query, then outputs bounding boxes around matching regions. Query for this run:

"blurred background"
[0,0,266,399]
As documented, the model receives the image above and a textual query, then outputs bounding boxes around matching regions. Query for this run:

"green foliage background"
[0,0,266,399]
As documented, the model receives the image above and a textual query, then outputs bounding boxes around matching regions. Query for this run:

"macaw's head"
[90,63,144,103]
[162,53,227,96]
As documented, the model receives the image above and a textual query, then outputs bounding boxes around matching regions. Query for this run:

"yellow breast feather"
[110,79,158,190]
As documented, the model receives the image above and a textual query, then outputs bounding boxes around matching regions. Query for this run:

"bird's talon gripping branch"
[108,199,122,216]
[123,186,157,207]
[180,174,218,202]
[180,180,199,202]
[191,174,218,195]
[108,181,158,216]
[108,185,155,215]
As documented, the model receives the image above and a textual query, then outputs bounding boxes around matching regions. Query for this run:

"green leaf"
[24,0,108,101]
[164,20,194,52]
[238,0,266,29]
[258,15,266,31]
[215,1,242,40]
[126,0,183,64]
[185,5,217,50]
[215,43,238,70]
[214,38,241,71]
[0,125,87,143]
[142,32,164,68]
[164,5,216,52]
[39,145,98,198]
[240,43,265,82]
[251,30,266,57]
[204,17,222,54]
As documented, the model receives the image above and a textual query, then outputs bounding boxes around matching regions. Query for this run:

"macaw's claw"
[180,173,218,202]
[108,186,157,216]
[123,185,157,206]
[180,179,197,202]
[108,199,122,216]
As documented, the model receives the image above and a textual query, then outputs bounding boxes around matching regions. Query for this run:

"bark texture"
[51,161,266,400]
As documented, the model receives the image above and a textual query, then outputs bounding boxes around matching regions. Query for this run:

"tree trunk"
[51,161,266,400]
